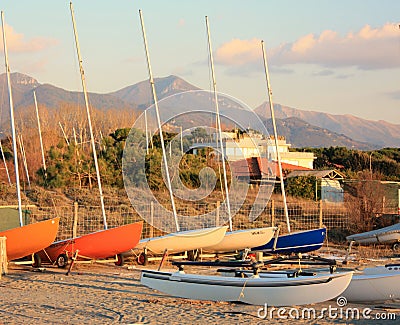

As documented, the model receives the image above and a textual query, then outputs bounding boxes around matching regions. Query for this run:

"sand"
[0,259,399,325]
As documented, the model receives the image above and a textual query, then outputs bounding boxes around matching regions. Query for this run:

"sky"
[1,0,400,124]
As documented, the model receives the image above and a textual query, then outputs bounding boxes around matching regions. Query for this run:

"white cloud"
[0,23,57,53]
[214,38,261,66]
[214,23,400,71]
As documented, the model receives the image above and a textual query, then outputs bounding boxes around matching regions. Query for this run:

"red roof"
[231,157,311,179]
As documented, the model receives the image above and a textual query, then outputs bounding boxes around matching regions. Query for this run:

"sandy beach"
[1,256,399,325]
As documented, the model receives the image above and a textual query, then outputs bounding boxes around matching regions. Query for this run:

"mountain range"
[0,72,398,149]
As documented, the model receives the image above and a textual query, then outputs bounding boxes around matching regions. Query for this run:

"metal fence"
[27,200,353,242]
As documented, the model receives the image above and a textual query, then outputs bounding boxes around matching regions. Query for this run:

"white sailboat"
[201,16,276,254]
[125,10,228,265]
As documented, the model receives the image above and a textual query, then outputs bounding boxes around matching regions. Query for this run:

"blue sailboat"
[253,227,326,254]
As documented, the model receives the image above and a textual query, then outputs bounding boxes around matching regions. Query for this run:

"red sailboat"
[37,4,143,268]
[38,221,143,267]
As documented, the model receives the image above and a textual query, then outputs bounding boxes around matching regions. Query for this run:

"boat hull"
[128,226,228,255]
[346,223,400,245]
[140,269,353,306]
[340,265,400,302]
[0,217,60,261]
[203,227,276,253]
[39,221,143,262]
[252,227,326,254]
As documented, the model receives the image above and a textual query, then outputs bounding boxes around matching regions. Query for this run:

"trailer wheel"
[56,254,69,268]
[115,254,124,266]
[393,242,399,253]
[32,253,42,268]
[137,252,148,266]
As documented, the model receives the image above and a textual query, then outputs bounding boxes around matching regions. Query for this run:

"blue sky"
[1,0,400,123]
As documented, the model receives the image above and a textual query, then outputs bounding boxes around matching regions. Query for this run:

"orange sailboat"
[0,11,60,264]
[37,4,143,268]
[0,218,60,261]
[38,221,143,267]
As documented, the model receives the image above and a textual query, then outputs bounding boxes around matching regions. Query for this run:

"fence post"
[73,201,78,238]
[216,201,220,226]
[271,200,275,227]
[319,200,323,228]
[0,237,7,277]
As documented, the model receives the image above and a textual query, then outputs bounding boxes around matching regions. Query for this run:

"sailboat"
[252,41,326,255]
[124,11,228,265]
[0,11,60,263]
[201,16,276,254]
[38,3,143,268]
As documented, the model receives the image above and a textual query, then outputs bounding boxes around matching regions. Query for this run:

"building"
[190,130,315,169]
[286,169,345,203]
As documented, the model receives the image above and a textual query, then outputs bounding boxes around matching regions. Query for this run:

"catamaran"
[0,11,60,263]
[140,259,353,306]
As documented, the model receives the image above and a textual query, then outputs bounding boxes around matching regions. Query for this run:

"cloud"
[313,69,334,77]
[178,18,185,28]
[0,23,57,53]
[215,38,261,66]
[214,23,400,71]
[386,90,400,100]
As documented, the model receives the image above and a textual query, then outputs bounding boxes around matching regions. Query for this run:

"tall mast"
[261,40,290,233]
[139,10,179,231]
[205,16,232,231]
[70,2,108,229]
[33,91,47,178]
[1,11,24,226]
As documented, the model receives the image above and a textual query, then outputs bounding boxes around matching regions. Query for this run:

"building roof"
[230,157,311,179]
[286,169,345,180]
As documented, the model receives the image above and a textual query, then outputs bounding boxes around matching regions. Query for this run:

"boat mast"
[205,16,232,231]
[1,11,24,226]
[69,2,108,229]
[261,40,291,233]
[33,91,47,179]
[139,10,180,232]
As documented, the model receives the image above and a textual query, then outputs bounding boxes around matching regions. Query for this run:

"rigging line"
[17,134,31,189]
[33,91,47,179]
[0,139,11,184]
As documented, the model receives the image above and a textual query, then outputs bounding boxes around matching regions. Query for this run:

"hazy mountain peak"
[8,72,39,86]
